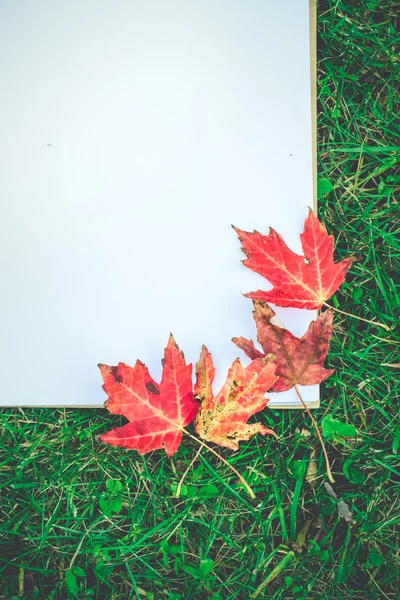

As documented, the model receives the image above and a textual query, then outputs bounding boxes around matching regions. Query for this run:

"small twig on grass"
[324,482,355,525]
[294,384,335,484]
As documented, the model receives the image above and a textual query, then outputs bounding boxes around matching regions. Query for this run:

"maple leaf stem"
[183,430,256,499]
[175,445,203,498]
[323,302,390,330]
[294,385,335,484]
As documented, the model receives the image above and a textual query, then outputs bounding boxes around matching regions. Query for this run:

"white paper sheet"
[0,0,317,407]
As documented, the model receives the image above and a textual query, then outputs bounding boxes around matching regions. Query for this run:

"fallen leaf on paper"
[233,208,353,309]
[233,301,334,392]
[99,335,199,456]
[194,346,278,450]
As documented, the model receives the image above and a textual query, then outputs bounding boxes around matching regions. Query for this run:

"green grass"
[1,1,399,598]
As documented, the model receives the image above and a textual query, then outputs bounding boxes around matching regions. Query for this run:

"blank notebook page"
[0,0,316,407]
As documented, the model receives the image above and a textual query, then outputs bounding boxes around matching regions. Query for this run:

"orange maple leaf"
[233,208,353,309]
[99,335,199,456]
[233,301,334,392]
[194,347,278,450]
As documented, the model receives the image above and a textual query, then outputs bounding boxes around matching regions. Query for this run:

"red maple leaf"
[194,347,278,450]
[233,208,353,309]
[99,335,199,456]
[232,301,334,392]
